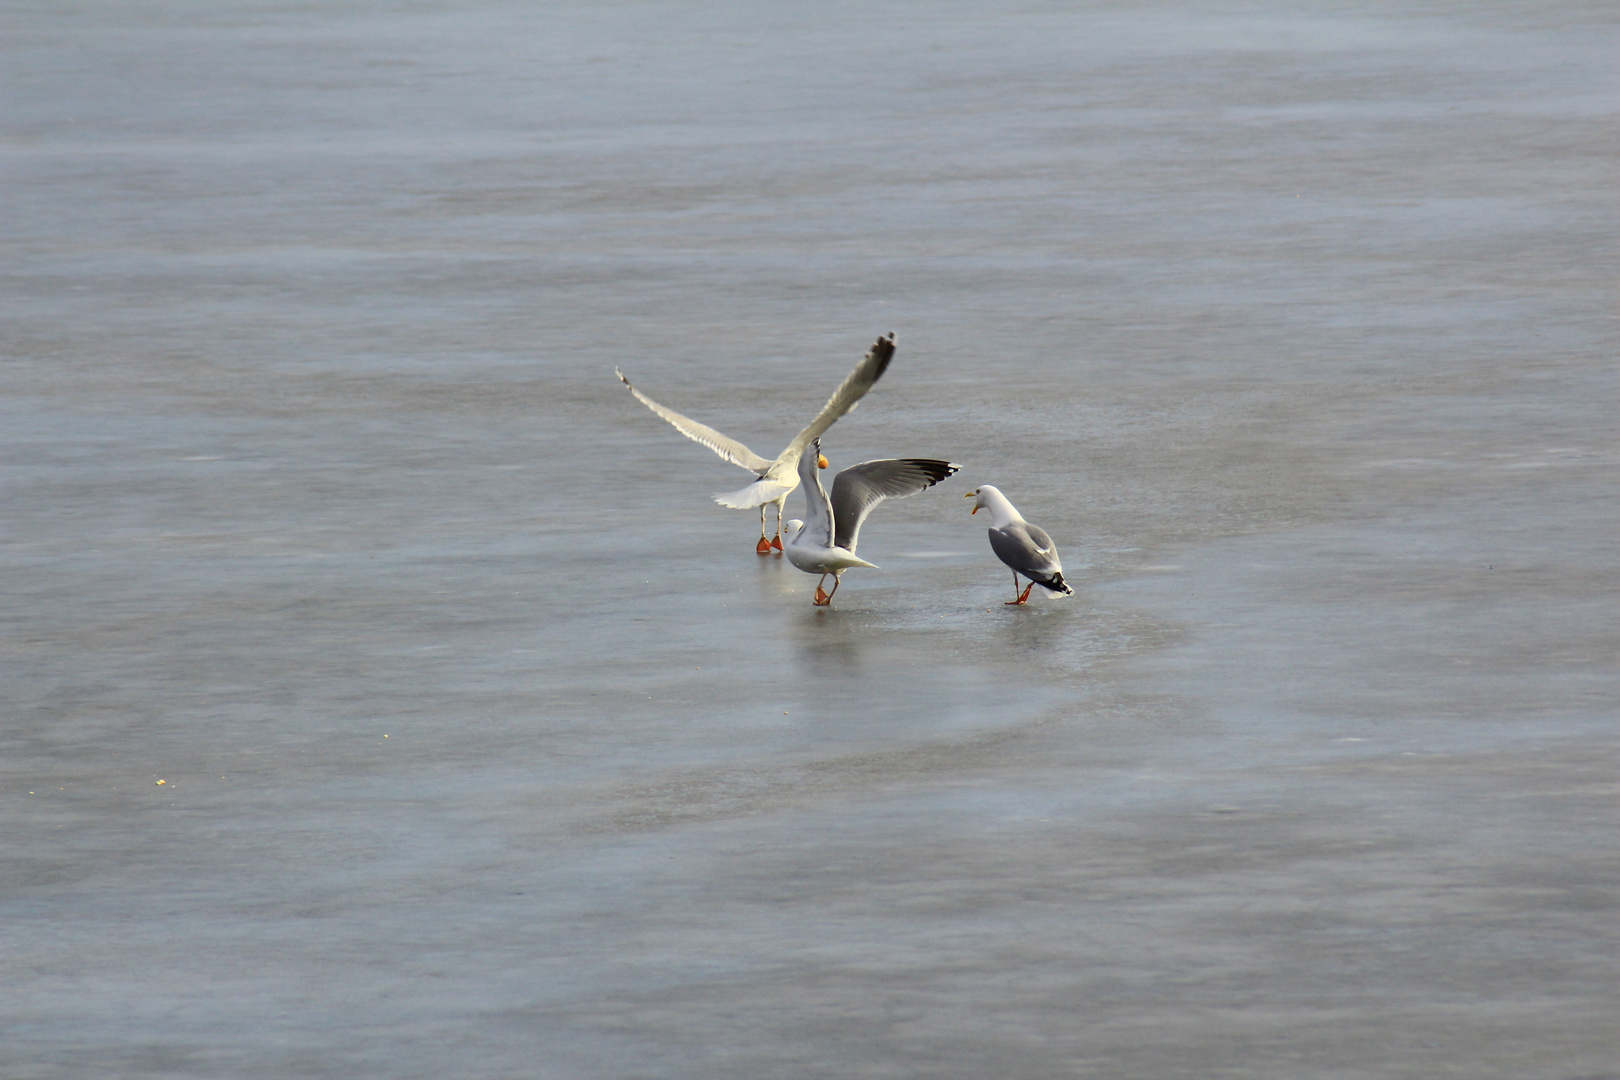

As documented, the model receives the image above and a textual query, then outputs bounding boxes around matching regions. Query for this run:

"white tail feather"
[713,478,795,509]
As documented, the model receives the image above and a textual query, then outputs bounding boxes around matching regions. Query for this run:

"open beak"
[817,455,829,469]
[966,492,978,514]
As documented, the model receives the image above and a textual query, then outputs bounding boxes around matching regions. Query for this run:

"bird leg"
[813,573,832,606]
[1005,572,1032,606]
[770,502,784,551]
[756,506,772,555]
[825,574,843,603]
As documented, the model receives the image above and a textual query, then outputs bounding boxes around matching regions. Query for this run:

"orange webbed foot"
[813,586,831,606]
[770,535,783,552]
[757,537,773,555]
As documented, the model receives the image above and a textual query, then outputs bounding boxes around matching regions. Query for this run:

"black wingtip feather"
[902,459,960,488]
[1038,571,1075,595]
[868,334,897,379]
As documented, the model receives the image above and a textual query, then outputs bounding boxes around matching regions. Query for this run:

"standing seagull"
[615,334,895,554]
[966,485,1074,605]
[784,438,959,606]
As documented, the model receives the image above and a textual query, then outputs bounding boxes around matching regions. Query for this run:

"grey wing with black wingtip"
[829,457,960,554]
[988,521,1073,593]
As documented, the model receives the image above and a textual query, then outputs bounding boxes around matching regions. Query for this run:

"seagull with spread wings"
[783,437,959,606]
[615,334,895,553]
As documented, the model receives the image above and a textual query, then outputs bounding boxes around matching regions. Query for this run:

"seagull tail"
[1038,572,1075,596]
[714,478,795,510]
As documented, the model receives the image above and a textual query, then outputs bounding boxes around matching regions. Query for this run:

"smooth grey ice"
[3,3,1616,1079]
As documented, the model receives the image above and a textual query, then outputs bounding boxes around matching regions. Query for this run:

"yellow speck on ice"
[156,779,166,786]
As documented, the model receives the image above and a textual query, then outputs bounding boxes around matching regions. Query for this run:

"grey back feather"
[988,521,1063,579]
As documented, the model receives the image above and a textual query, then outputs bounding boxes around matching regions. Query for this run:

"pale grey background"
[3,2,1616,1077]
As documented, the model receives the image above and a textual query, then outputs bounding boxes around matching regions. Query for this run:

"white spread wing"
[779,334,896,462]
[615,368,774,474]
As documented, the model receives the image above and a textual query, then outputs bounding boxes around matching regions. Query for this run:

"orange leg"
[1005,572,1032,606]
[757,506,773,554]
[813,574,832,606]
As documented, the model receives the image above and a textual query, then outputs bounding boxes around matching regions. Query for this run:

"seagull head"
[966,486,999,515]
[783,519,806,541]
[812,437,828,469]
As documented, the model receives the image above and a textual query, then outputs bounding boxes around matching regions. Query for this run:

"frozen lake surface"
[3,3,1617,1076]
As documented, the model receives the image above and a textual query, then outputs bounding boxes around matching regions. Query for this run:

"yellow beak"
[966,492,978,514]
[817,455,829,469]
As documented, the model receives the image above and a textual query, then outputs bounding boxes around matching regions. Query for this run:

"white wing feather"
[615,368,774,474]
[796,443,836,549]
[778,334,896,462]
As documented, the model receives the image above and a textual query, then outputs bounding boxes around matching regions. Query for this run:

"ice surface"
[3,2,1616,1076]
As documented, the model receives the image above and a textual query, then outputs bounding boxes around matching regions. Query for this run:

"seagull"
[966,485,1074,605]
[784,437,959,606]
[615,334,895,554]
